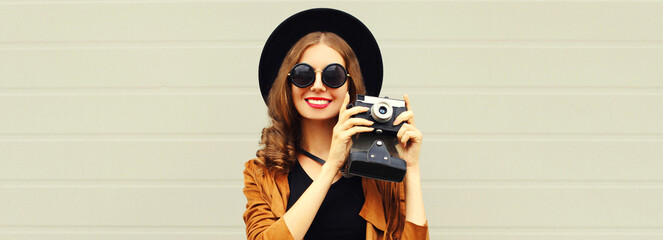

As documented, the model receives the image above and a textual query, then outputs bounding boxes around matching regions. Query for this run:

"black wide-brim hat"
[258,8,383,104]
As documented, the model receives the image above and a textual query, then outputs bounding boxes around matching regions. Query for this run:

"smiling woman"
[243,8,428,240]
[255,30,365,175]
[291,40,350,120]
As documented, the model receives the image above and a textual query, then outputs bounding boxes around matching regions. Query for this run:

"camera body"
[343,95,408,182]
[350,95,407,136]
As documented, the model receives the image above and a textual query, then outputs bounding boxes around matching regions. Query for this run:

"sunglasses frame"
[288,63,350,88]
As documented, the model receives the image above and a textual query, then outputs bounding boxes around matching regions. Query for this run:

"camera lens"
[379,106,388,114]
[370,101,393,123]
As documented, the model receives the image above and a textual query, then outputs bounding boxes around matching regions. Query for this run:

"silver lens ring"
[370,101,393,123]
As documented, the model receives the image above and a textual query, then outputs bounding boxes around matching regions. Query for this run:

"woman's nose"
[309,71,326,91]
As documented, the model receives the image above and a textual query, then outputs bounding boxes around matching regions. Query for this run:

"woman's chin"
[301,115,335,121]
[299,111,339,121]
[297,105,340,121]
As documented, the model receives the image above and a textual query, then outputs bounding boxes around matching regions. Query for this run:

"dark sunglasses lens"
[323,64,347,88]
[290,64,314,87]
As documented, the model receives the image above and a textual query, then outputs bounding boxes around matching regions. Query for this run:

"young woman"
[243,9,428,240]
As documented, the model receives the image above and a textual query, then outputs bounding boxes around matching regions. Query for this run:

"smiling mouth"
[305,98,331,108]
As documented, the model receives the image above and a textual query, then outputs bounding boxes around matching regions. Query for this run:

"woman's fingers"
[337,92,351,122]
[339,92,350,115]
[339,118,373,131]
[393,94,415,126]
[335,118,373,141]
[400,131,413,145]
[342,126,375,139]
[339,106,369,123]
[397,123,422,145]
[338,92,365,119]
[404,94,413,112]
[397,123,411,140]
[393,110,414,126]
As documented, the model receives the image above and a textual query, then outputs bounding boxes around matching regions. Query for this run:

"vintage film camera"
[343,95,408,182]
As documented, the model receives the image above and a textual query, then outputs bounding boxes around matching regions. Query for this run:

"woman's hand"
[326,92,375,170]
[393,94,423,168]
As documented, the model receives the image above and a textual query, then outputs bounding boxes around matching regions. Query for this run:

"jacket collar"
[273,173,388,232]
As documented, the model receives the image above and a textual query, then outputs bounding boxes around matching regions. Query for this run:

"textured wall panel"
[3,47,662,89]
[1,2,662,42]
[0,48,262,89]
[0,140,259,180]
[1,94,660,134]
[0,186,245,226]
[2,0,663,239]
[0,94,267,134]
[3,140,663,182]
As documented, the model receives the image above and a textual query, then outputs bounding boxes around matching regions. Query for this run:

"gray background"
[2,1,663,239]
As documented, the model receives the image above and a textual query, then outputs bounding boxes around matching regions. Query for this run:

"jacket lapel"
[360,178,387,231]
[272,173,290,218]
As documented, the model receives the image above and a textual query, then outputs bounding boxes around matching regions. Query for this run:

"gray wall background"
[2,1,663,239]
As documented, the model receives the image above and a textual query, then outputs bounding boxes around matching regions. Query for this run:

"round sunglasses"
[288,63,350,88]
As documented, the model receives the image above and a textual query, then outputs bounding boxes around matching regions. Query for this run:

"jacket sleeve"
[400,221,429,240]
[242,161,294,240]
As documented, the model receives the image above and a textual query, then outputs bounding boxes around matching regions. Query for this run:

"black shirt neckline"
[287,162,366,240]
[295,161,346,188]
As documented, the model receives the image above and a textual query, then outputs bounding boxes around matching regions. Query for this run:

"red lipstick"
[305,97,332,109]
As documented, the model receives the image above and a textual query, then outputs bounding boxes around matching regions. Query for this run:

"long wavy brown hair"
[255,32,365,174]
[255,32,405,239]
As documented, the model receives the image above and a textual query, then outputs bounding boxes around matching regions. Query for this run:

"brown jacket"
[243,159,429,240]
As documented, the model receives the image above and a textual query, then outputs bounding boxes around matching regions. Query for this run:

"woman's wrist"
[405,165,421,183]
[403,161,427,225]
[319,161,341,181]
[406,162,421,172]
[324,151,346,172]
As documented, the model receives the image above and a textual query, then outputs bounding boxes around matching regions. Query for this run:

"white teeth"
[307,99,331,105]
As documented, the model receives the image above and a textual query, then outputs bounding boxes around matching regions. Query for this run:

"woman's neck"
[299,116,337,158]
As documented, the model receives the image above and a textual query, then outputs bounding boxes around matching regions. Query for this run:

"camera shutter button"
[375,129,383,134]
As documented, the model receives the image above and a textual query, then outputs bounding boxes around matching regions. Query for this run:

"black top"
[287,162,366,240]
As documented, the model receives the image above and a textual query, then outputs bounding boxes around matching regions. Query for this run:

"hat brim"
[258,8,383,104]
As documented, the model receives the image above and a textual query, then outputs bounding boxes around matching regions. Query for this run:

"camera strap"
[296,146,326,165]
